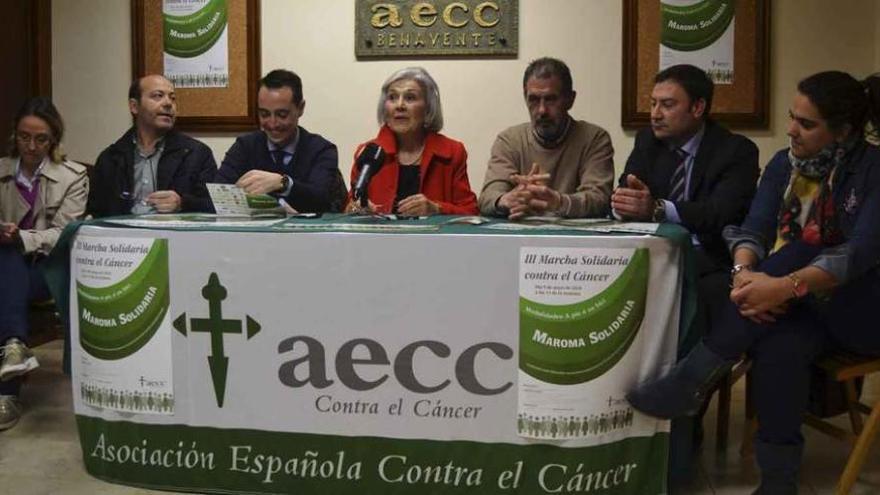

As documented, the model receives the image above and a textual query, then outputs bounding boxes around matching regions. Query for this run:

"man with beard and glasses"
[88,74,216,217]
[478,57,614,220]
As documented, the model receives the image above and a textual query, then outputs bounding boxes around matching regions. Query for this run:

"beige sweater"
[478,120,614,218]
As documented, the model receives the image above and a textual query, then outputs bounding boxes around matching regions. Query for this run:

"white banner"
[70,226,683,493]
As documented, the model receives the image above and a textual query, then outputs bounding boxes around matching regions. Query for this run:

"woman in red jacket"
[348,67,478,216]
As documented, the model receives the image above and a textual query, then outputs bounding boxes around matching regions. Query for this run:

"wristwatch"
[651,199,666,223]
[279,174,291,192]
[787,273,809,299]
[730,263,752,278]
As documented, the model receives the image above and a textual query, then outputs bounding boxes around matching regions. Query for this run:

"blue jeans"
[706,241,880,445]
[0,244,50,396]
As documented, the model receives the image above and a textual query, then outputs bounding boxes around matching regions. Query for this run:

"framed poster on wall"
[131,0,261,132]
[621,0,770,129]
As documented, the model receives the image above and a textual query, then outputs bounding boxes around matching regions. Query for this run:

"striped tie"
[668,148,688,202]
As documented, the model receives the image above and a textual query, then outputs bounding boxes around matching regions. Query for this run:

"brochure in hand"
[207,183,286,218]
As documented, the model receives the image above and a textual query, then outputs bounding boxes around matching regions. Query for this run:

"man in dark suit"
[612,64,759,486]
[88,74,216,217]
[612,64,759,328]
[215,69,346,213]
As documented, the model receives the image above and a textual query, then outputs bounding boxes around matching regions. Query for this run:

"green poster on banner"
[74,236,174,415]
[163,0,230,88]
[518,248,649,441]
[659,0,735,84]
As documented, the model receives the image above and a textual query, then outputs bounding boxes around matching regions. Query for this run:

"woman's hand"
[0,223,20,244]
[397,194,439,216]
[730,272,792,323]
[346,199,379,215]
[731,268,758,290]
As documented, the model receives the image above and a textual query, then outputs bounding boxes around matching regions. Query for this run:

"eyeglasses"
[16,132,52,146]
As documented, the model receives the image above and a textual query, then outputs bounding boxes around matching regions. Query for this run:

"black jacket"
[621,120,759,266]
[87,128,216,217]
[214,127,346,213]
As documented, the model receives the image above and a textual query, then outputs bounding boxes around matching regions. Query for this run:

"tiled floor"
[2,341,879,494]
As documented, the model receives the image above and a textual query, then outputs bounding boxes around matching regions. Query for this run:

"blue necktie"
[271,149,288,168]
[668,148,688,202]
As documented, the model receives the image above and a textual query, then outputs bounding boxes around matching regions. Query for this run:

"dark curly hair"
[797,71,880,142]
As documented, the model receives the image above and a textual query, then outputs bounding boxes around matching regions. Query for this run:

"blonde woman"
[0,97,88,430]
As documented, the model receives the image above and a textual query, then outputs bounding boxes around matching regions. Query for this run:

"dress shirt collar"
[132,134,165,159]
[266,127,300,156]
[675,124,705,159]
[14,157,48,192]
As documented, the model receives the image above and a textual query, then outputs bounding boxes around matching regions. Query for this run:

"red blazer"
[350,126,479,215]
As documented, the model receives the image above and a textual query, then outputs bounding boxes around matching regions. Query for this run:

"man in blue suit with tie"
[216,69,346,213]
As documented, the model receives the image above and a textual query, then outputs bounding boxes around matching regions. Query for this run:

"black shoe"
[627,342,735,419]
[751,440,802,494]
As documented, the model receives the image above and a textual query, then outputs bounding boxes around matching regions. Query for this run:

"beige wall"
[53,0,133,166]
[54,0,878,185]
[744,0,877,164]
[876,1,880,70]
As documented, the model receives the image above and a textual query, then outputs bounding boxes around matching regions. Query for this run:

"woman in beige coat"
[0,97,87,431]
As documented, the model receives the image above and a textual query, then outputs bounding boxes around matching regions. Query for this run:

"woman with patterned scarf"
[627,70,880,494]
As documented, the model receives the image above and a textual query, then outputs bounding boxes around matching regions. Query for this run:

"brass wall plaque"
[356,1,518,58]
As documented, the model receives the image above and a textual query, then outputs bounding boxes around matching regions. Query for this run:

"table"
[63,215,689,494]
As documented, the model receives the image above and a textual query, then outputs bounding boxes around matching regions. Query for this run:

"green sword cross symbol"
[173,273,261,407]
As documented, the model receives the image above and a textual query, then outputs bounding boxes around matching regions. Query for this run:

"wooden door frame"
[30,0,52,97]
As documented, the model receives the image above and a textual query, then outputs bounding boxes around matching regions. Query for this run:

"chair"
[27,299,63,348]
[740,350,880,495]
[714,356,752,452]
[806,351,880,494]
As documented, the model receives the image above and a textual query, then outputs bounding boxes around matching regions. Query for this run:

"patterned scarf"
[774,139,855,251]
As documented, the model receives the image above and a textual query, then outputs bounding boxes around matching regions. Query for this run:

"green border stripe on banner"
[77,416,668,494]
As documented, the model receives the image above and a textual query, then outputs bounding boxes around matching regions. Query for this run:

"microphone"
[352,142,386,207]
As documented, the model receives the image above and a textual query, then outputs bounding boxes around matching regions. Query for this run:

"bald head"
[129,75,173,103]
[128,74,177,134]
